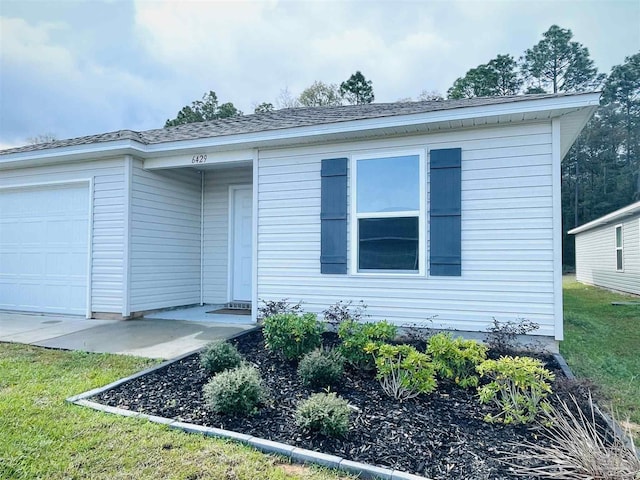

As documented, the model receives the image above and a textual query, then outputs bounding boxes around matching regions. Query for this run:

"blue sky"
[1,0,638,149]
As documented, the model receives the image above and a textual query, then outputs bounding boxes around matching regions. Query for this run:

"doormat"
[207,309,252,316]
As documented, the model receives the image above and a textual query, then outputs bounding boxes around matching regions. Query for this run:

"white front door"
[230,186,252,302]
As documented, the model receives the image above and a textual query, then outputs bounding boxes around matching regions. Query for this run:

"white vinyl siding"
[129,161,202,312]
[575,217,640,295]
[257,122,559,337]
[202,166,252,304]
[0,158,126,313]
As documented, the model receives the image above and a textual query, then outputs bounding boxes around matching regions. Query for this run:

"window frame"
[615,224,624,272]
[349,149,426,276]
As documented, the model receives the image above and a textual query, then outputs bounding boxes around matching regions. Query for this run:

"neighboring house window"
[351,152,425,274]
[615,224,623,271]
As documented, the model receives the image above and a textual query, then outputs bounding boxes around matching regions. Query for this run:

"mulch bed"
[92,329,597,479]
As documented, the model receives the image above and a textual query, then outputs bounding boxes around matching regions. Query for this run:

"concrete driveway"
[0,311,255,359]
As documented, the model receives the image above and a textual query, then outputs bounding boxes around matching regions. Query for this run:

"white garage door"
[0,183,89,315]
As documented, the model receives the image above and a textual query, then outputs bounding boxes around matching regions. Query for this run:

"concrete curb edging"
[553,353,638,455]
[66,324,431,480]
[66,399,431,480]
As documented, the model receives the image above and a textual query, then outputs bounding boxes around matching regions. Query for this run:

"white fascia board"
[0,139,145,170]
[568,201,640,235]
[143,149,254,170]
[1,93,601,169]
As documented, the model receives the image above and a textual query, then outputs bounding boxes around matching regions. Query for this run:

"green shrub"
[295,392,351,437]
[297,348,345,388]
[262,312,324,360]
[476,355,555,425]
[337,319,397,370]
[202,365,266,415]
[366,343,437,401]
[426,332,488,388]
[200,340,243,375]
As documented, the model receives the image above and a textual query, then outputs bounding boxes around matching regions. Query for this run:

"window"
[351,152,424,273]
[615,224,623,271]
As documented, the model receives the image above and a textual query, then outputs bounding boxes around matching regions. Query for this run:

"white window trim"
[615,224,624,272]
[349,149,426,276]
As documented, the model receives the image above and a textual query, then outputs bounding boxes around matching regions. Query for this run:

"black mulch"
[92,329,598,479]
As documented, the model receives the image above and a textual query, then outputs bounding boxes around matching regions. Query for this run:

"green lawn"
[0,343,350,480]
[561,277,640,441]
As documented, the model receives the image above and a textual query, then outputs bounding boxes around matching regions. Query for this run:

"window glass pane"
[357,155,419,213]
[617,249,623,270]
[616,226,622,247]
[358,217,418,271]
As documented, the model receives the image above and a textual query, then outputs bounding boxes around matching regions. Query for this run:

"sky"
[1,0,639,149]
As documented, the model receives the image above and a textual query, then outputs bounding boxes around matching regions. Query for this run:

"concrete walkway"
[0,310,255,359]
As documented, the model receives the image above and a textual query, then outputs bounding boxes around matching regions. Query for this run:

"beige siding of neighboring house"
[256,122,560,337]
[202,165,253,304]
[0,157,126,314]
[129,160,202,312]
[575,216,640,295]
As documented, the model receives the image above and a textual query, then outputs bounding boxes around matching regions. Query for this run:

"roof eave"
[568,201,640,235]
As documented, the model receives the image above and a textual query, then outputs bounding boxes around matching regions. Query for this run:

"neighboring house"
[0,92,599,348]
[568,201,640,295]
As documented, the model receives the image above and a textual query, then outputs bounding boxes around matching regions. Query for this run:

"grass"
[561,276,640,443]
[0,343,351,480]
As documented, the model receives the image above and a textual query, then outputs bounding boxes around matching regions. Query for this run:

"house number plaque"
[191,154,207,164]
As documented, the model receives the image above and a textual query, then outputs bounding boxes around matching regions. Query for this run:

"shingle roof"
[1,92,592,156]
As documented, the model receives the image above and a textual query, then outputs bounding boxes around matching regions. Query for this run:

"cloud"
[1,0,638,147]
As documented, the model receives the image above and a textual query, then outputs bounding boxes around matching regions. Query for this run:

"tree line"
[164,25,639,266]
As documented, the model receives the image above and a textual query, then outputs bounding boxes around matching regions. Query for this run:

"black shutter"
[430,148,462,276]
[320,158,348,274]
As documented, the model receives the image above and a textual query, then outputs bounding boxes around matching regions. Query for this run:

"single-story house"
[568,200,640,295]
[0,92,599,347]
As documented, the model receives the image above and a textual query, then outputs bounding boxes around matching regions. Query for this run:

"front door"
[230,186,252,302]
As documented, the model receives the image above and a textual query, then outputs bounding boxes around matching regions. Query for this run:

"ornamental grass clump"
[426,332,488,388]
[337,319,397,370]
[203,364,266,415]
[262,312,324,360]
[476,355,555,425]
[200,340,243,375]
[297,347,345,389]
[504,393,640,480]
[295,392,351,437]
[366,343,437,401]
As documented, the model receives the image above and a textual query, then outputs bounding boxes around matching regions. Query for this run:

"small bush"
[323,300,367,327]
[262,312,324,360]
[257,298,303,322]
[338,319,397,370]
[200,340,243,375]
[295,392,351,437]
[505,393,640,479]
[485,317,540,353]
[426,332,488,388]
[366,343,437,401]
[203,365,266,415]
[477,355,555,425]
[297,348,345,388]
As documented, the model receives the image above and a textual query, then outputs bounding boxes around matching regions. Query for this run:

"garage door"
[0,183,89,315]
